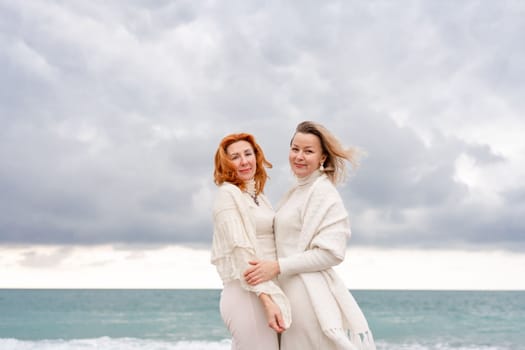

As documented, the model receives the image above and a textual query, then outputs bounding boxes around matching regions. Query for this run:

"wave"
[373,341,515,350]
[0,338,516,350]
[0,337,232,350]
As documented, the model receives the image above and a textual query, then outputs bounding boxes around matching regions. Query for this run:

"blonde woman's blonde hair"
[293,121,359,184]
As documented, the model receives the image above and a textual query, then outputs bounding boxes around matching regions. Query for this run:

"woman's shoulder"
[312,174,338,192]
[309,175,343,202]
[214,182,242,208]
[217,182,241,194]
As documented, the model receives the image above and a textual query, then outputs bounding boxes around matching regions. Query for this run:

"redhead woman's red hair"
[214,133,272,194]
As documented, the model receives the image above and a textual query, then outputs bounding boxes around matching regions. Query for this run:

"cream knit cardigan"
[210,182,292,328]
[279,173,375,350]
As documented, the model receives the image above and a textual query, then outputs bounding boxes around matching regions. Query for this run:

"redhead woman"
[244,121,376,350]
[211,133,291,350]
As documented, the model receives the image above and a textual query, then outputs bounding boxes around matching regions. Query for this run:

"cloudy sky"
[1,1,524,289]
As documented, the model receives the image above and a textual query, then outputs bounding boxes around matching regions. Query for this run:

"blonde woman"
[244,121,375,350]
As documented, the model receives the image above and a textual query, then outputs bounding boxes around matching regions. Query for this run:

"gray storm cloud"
[0,1,524,250]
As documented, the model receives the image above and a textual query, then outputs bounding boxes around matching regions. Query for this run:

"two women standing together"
[211,121,375,350]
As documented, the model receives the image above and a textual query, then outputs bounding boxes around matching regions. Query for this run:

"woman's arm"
[244,193,349,285]
[212,187,291,328]
[219,224,291,330]
[259,293,286,333]
[244,246,343,286]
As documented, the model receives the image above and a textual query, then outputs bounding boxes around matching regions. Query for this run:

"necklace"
[247,192,259,206]
[244,179,259,206]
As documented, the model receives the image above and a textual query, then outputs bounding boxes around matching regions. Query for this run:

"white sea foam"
[374,340,512,350]
[0,337,232,350]
[0,338,515,350]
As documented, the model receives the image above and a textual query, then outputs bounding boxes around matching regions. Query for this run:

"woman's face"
[289,132,326,178]
[226,140,257,181]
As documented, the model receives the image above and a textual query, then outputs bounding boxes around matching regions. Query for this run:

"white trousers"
[279,274,337,350]
[220,280,279,350]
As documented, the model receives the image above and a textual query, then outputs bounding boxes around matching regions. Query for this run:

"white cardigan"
[278,173,375,349]
[210,182,292,328]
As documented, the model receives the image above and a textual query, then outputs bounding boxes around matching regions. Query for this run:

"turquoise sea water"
[0,289,523,349]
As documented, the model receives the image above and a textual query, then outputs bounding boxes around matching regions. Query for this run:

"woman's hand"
[259,293,286,333]
[244,260,280,285]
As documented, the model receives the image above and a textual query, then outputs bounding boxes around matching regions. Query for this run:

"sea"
[0,289,523,350]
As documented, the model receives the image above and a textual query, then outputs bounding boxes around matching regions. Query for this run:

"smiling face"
[289,132,326,178]
[226,140,257,181]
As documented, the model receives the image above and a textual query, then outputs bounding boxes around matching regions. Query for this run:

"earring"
[319,163,324,171]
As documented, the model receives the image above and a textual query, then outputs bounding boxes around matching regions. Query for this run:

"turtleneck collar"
[244,178,257,196]
[297,169,323,186]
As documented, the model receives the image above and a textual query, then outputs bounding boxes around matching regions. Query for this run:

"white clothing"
[220,280,279,350]
[276,170,375,350]
[211,182,292,349]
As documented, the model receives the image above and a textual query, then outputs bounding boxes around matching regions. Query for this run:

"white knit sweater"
[276,171,375,349]
[210,182,292,328]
